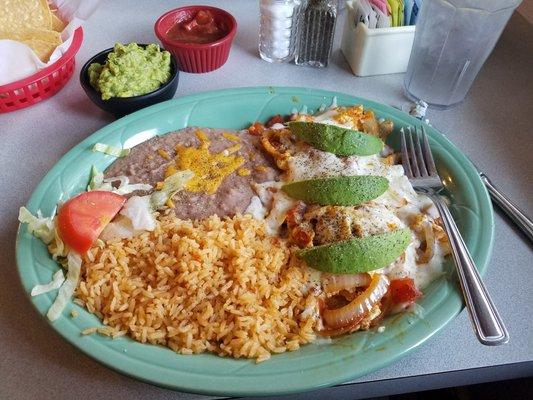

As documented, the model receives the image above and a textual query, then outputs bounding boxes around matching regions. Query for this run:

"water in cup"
[404,0,521,109]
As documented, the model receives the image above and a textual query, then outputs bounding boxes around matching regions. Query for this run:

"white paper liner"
[0,0,101,86]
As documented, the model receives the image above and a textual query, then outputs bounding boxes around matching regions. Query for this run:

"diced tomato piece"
[285,201,305,227]
[266,114,284,128]
[389,278,422,304]
[57,191,126,254]
[195,10,214,25]
[291,227,314,248]
[248,121,265,136]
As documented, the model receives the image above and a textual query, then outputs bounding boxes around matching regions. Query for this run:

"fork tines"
[401,125,438,180]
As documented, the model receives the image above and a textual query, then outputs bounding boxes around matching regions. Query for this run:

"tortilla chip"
[51,10,66,32]
[0,28,61,45]
[0,0,52,31]
[21,38,57,62]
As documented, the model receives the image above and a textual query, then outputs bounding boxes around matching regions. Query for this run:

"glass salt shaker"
[259,0,303,63]
[295,0,337,67]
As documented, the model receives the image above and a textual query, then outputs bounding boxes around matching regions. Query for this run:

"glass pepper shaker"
[259,0,303,63]
[295,0,338,67]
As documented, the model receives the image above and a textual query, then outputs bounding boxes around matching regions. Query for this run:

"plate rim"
[15,86,494,396]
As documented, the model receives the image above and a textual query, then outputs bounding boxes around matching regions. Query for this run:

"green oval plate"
[16,87,494,396]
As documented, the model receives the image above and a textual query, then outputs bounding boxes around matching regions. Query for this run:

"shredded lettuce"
[409,303,426,319]
[120,195,156,231]
[89,166,190,210]
[99,215,135,241]
[31,269,65,296]
[87,165,104,191]
[100,196,156,241]
[18,207,55,244]
[47,252,82,321]
[114,182,153,195]
[48,225,68,260]
[88,166,152,195]
[92,143,131,157]
[150,170,194,209]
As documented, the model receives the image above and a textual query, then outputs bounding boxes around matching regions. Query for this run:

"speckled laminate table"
[1,1,531,399]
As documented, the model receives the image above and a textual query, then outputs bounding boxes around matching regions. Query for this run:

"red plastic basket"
[0,27,83,113]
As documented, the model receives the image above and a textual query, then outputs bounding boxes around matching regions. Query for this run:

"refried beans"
[105,127,279,220]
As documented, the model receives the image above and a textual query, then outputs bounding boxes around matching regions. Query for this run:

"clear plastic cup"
[404,0,522,109]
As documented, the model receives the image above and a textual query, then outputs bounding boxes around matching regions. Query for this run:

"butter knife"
[480,173,533,243]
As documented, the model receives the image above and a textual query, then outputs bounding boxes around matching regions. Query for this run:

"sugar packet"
[398,0,404,26]
[410,0,423,25]
[369,0,388,15]
[386,0,399,27]
[371,3,391,28]
[354,0,378,28]
[403,0,414,25]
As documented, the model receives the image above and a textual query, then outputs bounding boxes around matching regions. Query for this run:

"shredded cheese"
[332,105,365,128]
[165,130,245,194]
[195,130,209,143]
[237,168,251,177]
[164,165,177,177]
[157,149,170,160]
[222,132,241,142]
[226,144,242,154]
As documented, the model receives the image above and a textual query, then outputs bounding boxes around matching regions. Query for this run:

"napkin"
[410,0,423,25]
[370,0,388,15]
[404,0,414,25]
[0,0,101,86]
[354,0,374,26]
[386,0,399,26]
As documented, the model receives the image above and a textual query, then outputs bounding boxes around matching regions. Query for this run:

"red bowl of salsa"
[155,6,237,73]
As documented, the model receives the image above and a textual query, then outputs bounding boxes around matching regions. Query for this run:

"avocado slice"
[282,175,388,206]
[298,229,412,274]
[288,121,384,156]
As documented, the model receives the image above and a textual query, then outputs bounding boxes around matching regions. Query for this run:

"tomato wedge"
[389,278,422,304]
[57,191,126,254]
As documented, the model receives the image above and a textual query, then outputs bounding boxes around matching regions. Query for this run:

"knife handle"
[480,173,533,244]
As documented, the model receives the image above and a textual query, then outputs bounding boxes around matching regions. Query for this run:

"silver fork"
[401,125,509,346]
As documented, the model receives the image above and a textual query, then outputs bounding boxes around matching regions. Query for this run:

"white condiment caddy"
[340,0,416,76]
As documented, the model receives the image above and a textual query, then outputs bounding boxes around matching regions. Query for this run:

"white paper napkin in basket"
[0,0,101,86]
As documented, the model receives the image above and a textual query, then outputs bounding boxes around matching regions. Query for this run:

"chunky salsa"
[166,10,227,44]
[88,43,171,100]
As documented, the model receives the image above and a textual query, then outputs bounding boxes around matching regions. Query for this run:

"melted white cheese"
[252,180,283,209]
[244,196,267,220]
[264,190,297,236]
[286,108,447,290]
[351,204,406,236]
[312,109,353,129]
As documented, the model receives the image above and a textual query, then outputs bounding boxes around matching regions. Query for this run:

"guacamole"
[88,43,171,100]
